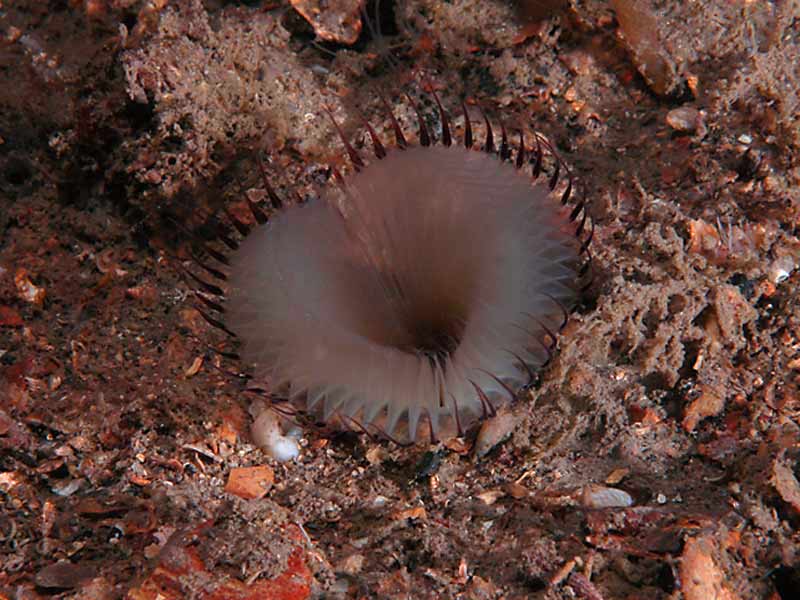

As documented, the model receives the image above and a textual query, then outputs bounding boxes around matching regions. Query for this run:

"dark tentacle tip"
[336,410,416,447]
[269,401,303,420]
[255,154,284,211]
[323,105,365,171]
[200,244,231,267]
[430,88,452,147]
[549,155,560,191]
[462,101,474,149]
[469,379,497,419]
[247,199,269,226]
[167,215,234,260]
[580,219,595,253]
[236,177,269,225]
[505,349,537,389]
[516,129,526,169]
[575,208,589,238]
[560,176,573,206]
[405,93,431,147]
[215,230,239,252]
[189,249,228,281]
[478,105,494,154]
[256,155,283,210]
[532,134,543,179]
[216,350,241,361]
[380,94,408,149]
[499,120,511,161]
[185,268,225,296]
[362,118,387,159]
[569,200,583,224]
[542,292,569,330]
[523,311,558,348]
[224,205,251,237]
[337,412,379,443]
[477,369,517,403]
[195,305,237,338]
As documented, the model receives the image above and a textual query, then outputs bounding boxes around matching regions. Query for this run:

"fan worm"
[193,92,592,443]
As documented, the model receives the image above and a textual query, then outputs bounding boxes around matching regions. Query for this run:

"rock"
[0,306,22,327]
[34,561,95,590]
[683,383,725,432]
[679,536,740,600]
[772,452,800,514]
[224,466,275,500]
[611,0,679,96]
[666,106,704,134]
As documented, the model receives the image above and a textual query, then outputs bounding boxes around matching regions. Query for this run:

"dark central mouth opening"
[367,265,475,369]
[401,315,466,366]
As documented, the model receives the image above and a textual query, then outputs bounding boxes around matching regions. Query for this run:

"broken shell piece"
[251,405,300,462]
[768,254,796,285]
[15,268,46,306]
[579,484,633,508]
[474,409,516,458]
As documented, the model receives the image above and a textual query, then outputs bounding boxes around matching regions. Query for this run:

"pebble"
[666,106,704,134]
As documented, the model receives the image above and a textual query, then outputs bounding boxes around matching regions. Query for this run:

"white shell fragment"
[250,403,300,462]
[768,254,796,285]
[579,484,634,509]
